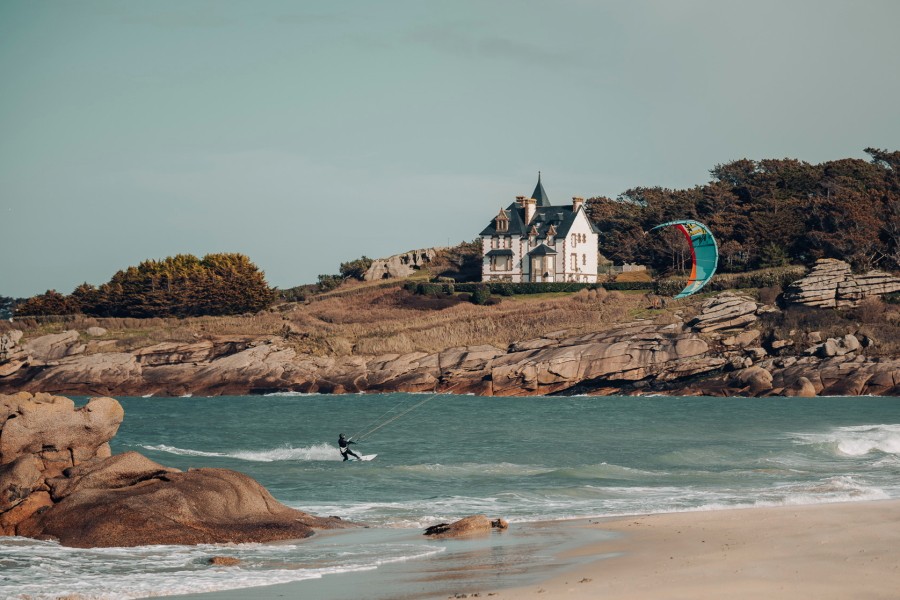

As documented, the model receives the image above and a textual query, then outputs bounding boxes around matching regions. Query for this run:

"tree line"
[586,148,900,274]
[16,253,275,318]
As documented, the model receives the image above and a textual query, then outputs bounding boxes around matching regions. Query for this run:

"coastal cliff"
[2,296,899,398]
[2,260,899,398]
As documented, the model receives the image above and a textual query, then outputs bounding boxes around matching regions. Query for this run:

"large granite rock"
[364,248,438,281]
[22,330,82,361]
[689,293,759,332]
[1,393,355,546]
[0,393,122,469]
[783,259,900,308]
[21,466,348,548]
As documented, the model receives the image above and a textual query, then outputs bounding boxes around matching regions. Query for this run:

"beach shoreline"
[166,498,900,600]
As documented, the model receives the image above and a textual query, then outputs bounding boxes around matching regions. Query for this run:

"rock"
[85,327,107,337]
[0,454,44,511]
[20,467,352,548]
[1,393,356,548]
[47,451,180,501]
[784,376,817,398]
[841,334,862,354]
[816,336,861,358]
[727,356,752,371]
[423,515,509,539]
[0,359,27,377]
[0,491,52,536]
[722,330,760,347]
[771,339,793,350]
[783,259,900,308]
[208,556,242,566]
[22,331,81,361]
[364,248,439,281]
[689,293,758,332]
[745,347,768,360]
[734,366,773,394]
[0,330,23,359]
[807,331,823,343]
[0,395,124,467]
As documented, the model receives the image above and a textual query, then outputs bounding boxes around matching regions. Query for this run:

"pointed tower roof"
[531,171,551,207]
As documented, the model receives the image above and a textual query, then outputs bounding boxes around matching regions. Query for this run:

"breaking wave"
[141,443,342,462]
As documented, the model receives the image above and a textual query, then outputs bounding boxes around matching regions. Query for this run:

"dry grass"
[3,285,684,358]
[612,270,654,282]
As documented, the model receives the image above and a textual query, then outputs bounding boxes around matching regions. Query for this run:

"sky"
[2,0,899,298]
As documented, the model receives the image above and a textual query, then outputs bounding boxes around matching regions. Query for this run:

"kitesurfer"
[338,433,361,461]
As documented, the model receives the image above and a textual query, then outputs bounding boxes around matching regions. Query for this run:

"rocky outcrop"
[364,248,438,281]
[424,515,509,539]
[689,293,760,332]
[3,284,900,398]
[0,393,354,545]
[783,259,900,308]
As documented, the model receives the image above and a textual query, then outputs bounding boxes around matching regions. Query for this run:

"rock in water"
[424,515,509,539]
[1,392,355,546]
[20,466,343,548]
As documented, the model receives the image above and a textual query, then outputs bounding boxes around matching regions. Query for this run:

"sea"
[3,393,900,600]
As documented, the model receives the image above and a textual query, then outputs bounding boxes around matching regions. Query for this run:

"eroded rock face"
[783,259,900,308]
[0,393,355,546]
[689,293,759,332]
[364,248,438,281]
[2,285,900,398]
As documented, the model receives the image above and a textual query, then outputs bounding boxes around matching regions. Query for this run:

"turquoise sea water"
[4,393,900,599]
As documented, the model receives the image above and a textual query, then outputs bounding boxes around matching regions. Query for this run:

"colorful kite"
[651,220,719,298]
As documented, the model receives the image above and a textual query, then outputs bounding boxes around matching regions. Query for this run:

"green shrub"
[471,284,491,305]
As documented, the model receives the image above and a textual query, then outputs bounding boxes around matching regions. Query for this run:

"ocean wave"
[793,424,900,457]
[1,538,442,600]
[140,443,342,462]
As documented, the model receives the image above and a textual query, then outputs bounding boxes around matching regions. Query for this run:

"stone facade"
[480,176,599,283]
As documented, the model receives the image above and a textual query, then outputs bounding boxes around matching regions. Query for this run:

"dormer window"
[495,208,509,233]
[529,224,539,245]
[546,224,557,245]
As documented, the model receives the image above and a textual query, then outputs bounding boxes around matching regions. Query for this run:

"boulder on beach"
[424,515,509,539]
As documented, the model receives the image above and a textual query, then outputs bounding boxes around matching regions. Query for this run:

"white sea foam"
[0,537,443,600]
[793,424,900,457]
[141,442,342,461]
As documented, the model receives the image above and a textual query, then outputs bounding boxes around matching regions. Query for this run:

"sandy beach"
[503,499,900,600]
[168,499,900,600]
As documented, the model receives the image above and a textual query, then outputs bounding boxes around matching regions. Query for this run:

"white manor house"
[480,175,600,283]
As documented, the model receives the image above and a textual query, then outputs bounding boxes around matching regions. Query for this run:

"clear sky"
[2,0,898,298]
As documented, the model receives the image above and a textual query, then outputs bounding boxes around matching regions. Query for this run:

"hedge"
[418,281,653,295]
[655,266,807,296]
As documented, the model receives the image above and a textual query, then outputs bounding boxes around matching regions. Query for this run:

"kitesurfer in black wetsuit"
[338,433,361,461]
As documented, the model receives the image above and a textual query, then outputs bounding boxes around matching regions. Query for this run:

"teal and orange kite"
[651,220,719,298]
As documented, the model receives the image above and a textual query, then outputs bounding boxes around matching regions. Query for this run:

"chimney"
[524,197,537,224]
[572,197,584,212]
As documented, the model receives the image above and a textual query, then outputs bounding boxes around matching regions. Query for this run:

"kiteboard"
[349,454,377,462]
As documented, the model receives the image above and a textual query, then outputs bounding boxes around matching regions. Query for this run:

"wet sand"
[168,499,900,600]
[503,499,900,600]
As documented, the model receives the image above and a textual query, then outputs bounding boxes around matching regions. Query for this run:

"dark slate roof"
[480,201,600,238]
[485,248,514,256]
[532,172,550,207]
[528,243,557,256]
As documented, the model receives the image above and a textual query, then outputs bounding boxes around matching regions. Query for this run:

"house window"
[582,254,586,265]
[570,253,577,270]
[492,255,510,271]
